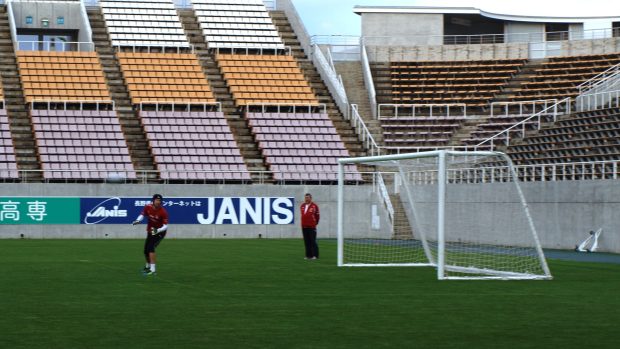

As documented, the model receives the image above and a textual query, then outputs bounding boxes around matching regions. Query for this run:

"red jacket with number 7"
[300,202,320,229]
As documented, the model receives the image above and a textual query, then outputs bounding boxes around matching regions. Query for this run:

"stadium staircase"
[0,7,42,182]
[390,194,414,239]
[333,61,384,145]
[269,11,366,158]
[490,60,546,106]
[87,8,157,182]
[177,9,274,183]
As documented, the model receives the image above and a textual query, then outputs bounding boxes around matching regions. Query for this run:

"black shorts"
[144,231,167,254]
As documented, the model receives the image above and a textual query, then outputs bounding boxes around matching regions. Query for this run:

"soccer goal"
[337,150,552,280]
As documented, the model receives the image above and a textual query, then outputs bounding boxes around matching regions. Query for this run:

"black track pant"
[302,228,319,259]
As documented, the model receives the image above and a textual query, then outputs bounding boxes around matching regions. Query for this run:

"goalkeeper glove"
[150,227,159,235]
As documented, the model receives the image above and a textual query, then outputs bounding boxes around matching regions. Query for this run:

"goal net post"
[337,150,552,280]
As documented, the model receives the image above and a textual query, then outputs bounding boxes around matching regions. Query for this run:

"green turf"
[1,239,619,349]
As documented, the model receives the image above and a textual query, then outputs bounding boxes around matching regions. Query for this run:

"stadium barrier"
[475,98,572,150]
[378,103,468,119]
[16,41,95,52]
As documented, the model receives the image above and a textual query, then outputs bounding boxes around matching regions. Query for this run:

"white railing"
[361,27,620,47]
[350,104,380,156]
[173,0,193,9]
[577,62,620,94]
[475,98,571,151]
[311,44,349,119]
[83,0,100,7]
[376,172,394,228]
[245,103,326,114]
[490,99,558,118]
[113,43,193,54]
[311,35,361,61]
[361,44,377,119]
[407,159,620,185]
[575,90,620,112]
[262,0,276,11]
[379,145,476,154]
[16,41,95,52]
[6,1,18,51]
[78,0,93,43]
[275,0,312,56]
[378,103,468,119]
[30,100,115,111]
[10,170,365,185]
[6,160,619,185]
[139,101,222,113]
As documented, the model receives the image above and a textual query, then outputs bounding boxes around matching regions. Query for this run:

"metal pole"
[337,161,345,266]
[437,150,447,280]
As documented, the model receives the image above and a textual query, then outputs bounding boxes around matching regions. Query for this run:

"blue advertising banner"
[80,197,295,225]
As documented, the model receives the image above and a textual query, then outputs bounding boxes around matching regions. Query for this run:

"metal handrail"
[113,43,194,54]
[575,89,620,112]
[16,41,95,52]
[378,103,467,119]
[475,98,571,151]
[376,172,394,227]
[311,44,349,119]
[361,44,377,119]
[490,99,558,118]
[29,100,115,111]
[351,104,380,156]
[139,101,222,113]
[577,62,620,94]
[244,103,326,114]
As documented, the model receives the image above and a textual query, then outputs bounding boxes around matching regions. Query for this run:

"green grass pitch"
[1,239,619,349]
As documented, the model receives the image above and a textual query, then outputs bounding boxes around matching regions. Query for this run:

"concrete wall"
[1,181,619,253]
[366,42,530,62]
[560,37,620,56]
[504,22,545,43]
[11,1,91,43]
[361,13,443,46]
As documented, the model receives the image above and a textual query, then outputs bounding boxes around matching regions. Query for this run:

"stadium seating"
[216,53,317,106]
[246,112,361,181]
[503,54,620,102]
[381,115,468,149]
[100,0,190,48]
[32,108,136,180]
[140,110,251,181]
[192,0,285,49]
[117,52,216,104]
[507,107,620,164]
[380,59,526,107]
[17,51,110,103]
[0,107,19,179]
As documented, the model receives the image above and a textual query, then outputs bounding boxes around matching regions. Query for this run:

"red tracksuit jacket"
[300,202,320,229]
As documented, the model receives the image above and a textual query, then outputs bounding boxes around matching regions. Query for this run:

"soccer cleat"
[144,270,156,276]
[142,267,150,274]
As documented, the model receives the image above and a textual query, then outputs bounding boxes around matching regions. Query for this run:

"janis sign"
[0,197,295,225]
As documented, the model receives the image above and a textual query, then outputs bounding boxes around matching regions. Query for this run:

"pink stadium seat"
[140,110,250,181]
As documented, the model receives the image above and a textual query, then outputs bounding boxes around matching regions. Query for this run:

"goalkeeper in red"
[132,194,169,276]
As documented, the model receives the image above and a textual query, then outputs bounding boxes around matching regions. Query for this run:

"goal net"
[337,150,552,280]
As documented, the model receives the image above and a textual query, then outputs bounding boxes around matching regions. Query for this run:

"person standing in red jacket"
[132,194,169,276]
[300,193,320,260]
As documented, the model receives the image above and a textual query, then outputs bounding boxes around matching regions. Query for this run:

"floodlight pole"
[437,150,447,280]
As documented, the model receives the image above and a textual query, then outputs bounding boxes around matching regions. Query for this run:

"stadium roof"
[353,6,620,23]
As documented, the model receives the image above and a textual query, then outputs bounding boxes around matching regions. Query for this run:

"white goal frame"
[337,150,552,280]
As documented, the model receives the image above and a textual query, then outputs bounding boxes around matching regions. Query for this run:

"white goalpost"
[337,150,552,280]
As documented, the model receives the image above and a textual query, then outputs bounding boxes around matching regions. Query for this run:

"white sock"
[150,264,156,272]
[145,263,150,268]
